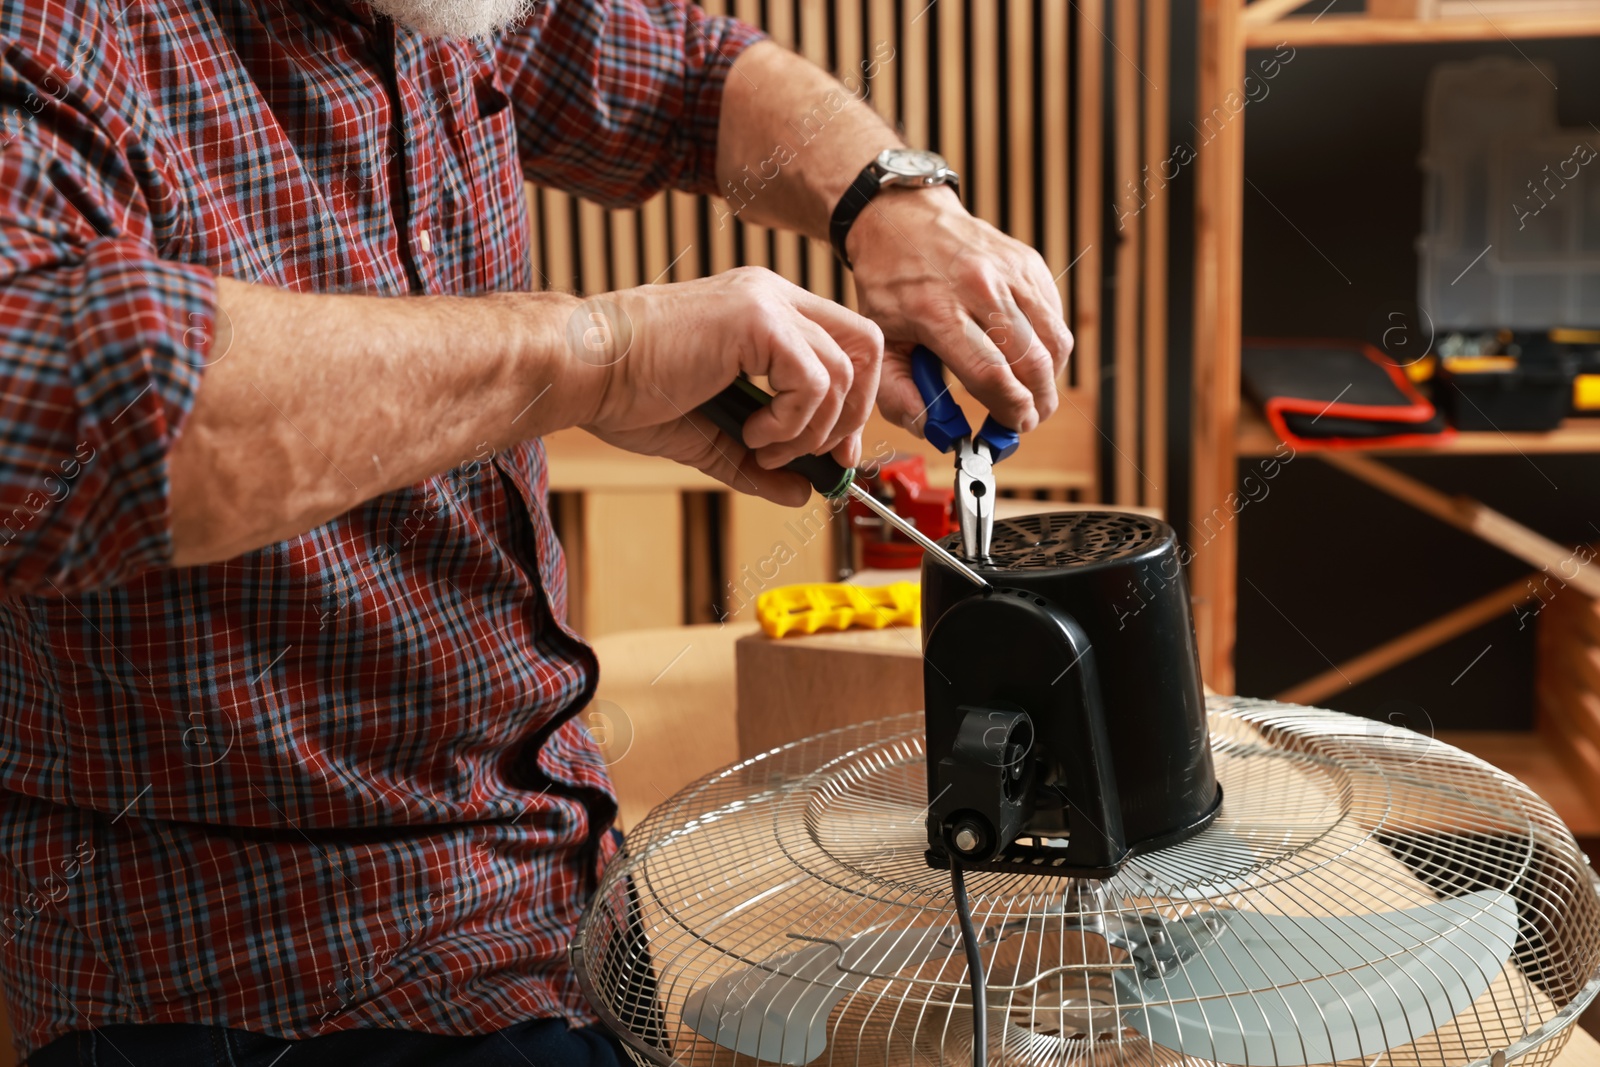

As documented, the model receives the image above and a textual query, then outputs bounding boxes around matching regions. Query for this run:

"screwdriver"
[696,377,991,590]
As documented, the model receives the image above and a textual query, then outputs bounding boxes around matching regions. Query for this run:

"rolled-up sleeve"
[0,41,212,597]
[498,0,767,207]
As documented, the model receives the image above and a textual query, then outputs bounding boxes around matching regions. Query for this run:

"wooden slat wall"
[1106,0,1172,512]
[541,0,1121,633]
[800,0,836,301]
[1113,0,1143,505]
[900,0,929,148]
[1191,0,1248,689]
[1044,0,1072,311]
[973,5,1001,226]
[539,187,573,292]
[1142,0,1171,510]
[1074,0,1104,444]
[1009,0,1036,249]
[640,195,668,283]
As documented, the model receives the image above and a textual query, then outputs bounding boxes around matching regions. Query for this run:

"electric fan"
[572,512,1600,1067]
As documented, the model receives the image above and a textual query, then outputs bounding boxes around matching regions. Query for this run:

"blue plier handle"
[909,346,1020,461]
[910,345,1019,560]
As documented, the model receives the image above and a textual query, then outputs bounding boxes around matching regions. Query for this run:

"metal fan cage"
[573,697,1600,1067]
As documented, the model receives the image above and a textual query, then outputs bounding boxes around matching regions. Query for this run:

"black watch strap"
[829,159,962,270]
[828,163,885,271]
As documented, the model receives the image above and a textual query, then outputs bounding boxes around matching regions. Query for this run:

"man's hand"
[847,186,1074,436]
[715,42,1073,440]
[577,267,883,507]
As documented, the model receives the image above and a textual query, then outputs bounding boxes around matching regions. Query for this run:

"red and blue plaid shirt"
[0,0,762,1057]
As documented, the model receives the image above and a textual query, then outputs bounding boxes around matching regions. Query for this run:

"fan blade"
[682,926,954,1066]
[1118,888,1520,1066]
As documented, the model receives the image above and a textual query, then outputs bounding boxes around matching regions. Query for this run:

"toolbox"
[1435,330,1579,431]
[1558,328,1600,416]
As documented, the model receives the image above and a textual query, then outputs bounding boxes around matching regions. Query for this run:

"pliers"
[910,345,1019,559]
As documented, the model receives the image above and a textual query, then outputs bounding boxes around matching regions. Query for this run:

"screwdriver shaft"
[845,483,991,589]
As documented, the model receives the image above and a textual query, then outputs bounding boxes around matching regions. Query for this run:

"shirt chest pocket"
[444,76,528,294]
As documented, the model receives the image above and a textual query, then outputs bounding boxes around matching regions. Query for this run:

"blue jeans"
[26,1018,628,1067]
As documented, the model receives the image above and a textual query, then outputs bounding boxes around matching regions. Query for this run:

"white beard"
[367,0,532,38]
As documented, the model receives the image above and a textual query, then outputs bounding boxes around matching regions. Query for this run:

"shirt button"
[418,229,432,253]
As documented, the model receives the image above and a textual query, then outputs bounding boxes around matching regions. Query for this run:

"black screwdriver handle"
[695,377,855,499]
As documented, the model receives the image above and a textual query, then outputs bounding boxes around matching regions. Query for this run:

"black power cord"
[951,865,987,1067]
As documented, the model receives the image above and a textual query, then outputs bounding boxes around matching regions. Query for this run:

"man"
[0,0,1071,1062]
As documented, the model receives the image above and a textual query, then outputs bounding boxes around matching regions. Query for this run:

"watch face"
[878,148,948,180]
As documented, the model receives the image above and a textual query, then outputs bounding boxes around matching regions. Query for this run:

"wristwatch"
[828,148,961,269]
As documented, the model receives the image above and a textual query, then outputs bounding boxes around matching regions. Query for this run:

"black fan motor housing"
[921,511,1220,876]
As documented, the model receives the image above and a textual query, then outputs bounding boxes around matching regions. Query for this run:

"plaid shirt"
[0,0,762,1057]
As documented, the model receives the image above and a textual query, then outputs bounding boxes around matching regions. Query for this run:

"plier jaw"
[955,438,997,559]
[910,345,1018,562]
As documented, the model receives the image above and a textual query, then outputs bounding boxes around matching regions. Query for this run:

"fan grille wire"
[573,698,1600,1067]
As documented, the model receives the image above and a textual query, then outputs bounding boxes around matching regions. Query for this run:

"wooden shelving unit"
[1190,0,1600,688]
[1189,0,1600,817]
[1236,407,1600,457]
[1245,11,1600,46]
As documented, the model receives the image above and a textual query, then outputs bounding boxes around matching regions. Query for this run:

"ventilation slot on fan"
[978,511,1163,570]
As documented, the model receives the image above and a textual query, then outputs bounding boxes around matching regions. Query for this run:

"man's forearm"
[168,279,596,566]
[715,41,947,242]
